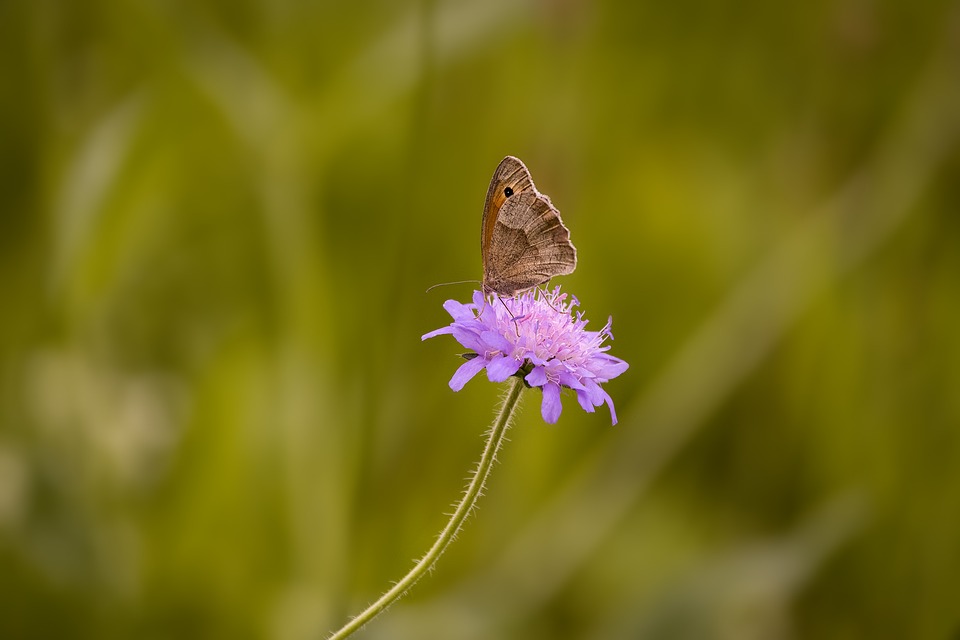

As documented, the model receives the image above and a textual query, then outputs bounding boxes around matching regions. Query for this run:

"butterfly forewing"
[481,159,577,297]
[481,157,536,260]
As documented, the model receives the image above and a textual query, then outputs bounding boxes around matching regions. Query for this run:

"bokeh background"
[3,1,960,638]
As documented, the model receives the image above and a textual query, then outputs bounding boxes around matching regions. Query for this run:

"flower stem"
[328,377,526,639]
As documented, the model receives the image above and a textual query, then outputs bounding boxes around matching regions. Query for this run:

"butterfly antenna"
[425,279,481,294]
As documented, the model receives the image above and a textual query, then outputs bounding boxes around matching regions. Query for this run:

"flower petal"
[593,354,629,379]
[443,299,477,322]
[451,326,485,352]
[525,365,548,388]
[541,382,563,424]
[422,326,454,341]
[558,371,586,390]
[448,357,487,391]
[472,290,489,312]
[579,379,607,408]
[576,389,596,413]
[487,355,521,382]
[480,330,514,354]
[599,388,619,425]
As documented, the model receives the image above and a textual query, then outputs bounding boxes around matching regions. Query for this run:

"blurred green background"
[2,0,960,638]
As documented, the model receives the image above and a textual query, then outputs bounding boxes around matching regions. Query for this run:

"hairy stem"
[329,376,525,639]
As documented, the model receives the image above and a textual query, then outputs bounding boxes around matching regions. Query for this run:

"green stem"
[329,377,526,639]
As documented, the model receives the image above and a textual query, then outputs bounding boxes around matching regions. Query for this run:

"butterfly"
[480,156,577,297]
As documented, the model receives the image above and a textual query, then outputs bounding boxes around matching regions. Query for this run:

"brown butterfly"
[481,156,577,297]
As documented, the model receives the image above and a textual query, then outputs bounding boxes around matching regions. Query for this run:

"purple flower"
[422,287,629,425]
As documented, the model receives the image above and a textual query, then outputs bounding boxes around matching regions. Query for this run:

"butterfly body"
[480,156,577,297]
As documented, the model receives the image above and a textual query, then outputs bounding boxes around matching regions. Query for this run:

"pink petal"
[443,299,477,322]
[449,357,487,391]
[422,326,454,341]
[481,330,514,354]
[525,366,548,387]
[541,383,562,424]
[576,389,596,413]
[600,388,619,425]
[486,355,521,382]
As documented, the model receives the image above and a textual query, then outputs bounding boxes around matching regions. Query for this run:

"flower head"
[422,287,628,425]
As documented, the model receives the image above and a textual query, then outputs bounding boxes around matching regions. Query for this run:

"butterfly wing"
[481,156,536,261]
[482,191,577,297]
